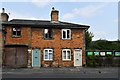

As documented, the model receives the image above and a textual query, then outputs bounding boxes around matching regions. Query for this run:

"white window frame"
[62,29,71,40]
[43,49,53,61]
[62,49,71,61]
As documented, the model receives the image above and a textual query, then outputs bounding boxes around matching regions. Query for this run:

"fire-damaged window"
[44,28,53,39]
[12,27,21,37]
[62,29,71,40]
[62,49,71,61]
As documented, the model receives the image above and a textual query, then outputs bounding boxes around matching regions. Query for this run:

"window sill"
[62,38,71,40]
[62,59,71,61]
[44,38,54,40]
[12,36,21,38]
[44,60,53,61]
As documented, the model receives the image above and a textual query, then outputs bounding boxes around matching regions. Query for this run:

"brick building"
[1,7,90,68]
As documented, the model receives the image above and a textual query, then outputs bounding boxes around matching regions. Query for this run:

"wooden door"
[74,49,82,67]
[5,47,16,67]
[4,46,28,68]
[32,49,40,67]
[16,47,28,67]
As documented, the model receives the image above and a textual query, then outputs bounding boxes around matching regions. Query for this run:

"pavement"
[1,67,120,79]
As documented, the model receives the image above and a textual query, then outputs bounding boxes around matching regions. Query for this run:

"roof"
[2,19,90,29]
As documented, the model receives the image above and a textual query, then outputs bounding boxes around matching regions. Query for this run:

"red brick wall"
[31,28,85,67]
[5,26,31,46]
[5,26,86,67]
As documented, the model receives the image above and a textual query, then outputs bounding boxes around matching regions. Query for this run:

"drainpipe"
[27,27,32,68]
[83,29,86,67]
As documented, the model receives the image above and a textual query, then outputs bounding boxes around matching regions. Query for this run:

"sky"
[0,0,119,41]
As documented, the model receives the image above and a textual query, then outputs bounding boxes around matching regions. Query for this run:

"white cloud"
[62,3,108,20]
[31,0,51,7]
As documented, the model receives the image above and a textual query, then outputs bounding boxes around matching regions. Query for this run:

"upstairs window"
[44,28,53,39]
[12,27,21,37]
[62,29,71,40]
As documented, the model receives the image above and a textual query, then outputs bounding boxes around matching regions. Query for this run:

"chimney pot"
[2,8,5,13]
[52,7,55,10]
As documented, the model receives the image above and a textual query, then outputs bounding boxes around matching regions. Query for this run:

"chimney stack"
[51,7,59,23]
[0,8,9,22]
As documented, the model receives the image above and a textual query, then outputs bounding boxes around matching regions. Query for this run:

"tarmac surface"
[1,67,120,79]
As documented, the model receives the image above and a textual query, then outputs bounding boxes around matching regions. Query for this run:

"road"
[1,67,120,80]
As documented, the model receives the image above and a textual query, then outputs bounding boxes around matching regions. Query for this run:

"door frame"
[74,49,82,67]
[32,49,40,67]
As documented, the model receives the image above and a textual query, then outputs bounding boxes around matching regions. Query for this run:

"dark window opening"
[63,31,66,38]
[12,27,21,37]
[67,30,70,38]
[44,28,53,39]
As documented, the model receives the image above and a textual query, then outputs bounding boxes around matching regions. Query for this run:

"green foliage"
[87,55,100,67]
[85,31,94,49]
[88,40,120,50]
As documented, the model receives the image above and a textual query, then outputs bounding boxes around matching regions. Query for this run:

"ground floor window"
[62,49,71,61]
[43,49,53,61]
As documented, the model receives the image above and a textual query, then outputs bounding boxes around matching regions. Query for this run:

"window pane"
[44,29,48,34]
[49,49,53,53]
[67,51,71,59]
[17,31,21,36]
[12,27,21,37]
[17,28,21,31]
[67,30,70,38]
[45,33,48,38]
[63,31,66,38]
[63,51,66,59]
[45,55,48,59]
[48,29,52,38]
[49,53,53,60]
[44,29,52,39]
[44,50,48,59]
[13,31,16,36]
[75,50,81,53]
[13,28,16,31]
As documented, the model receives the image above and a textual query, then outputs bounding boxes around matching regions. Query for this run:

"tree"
[85,31,94,50]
